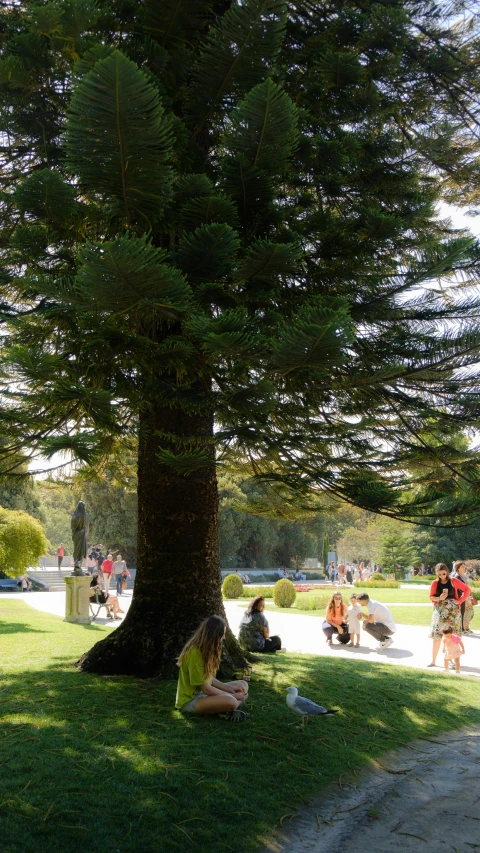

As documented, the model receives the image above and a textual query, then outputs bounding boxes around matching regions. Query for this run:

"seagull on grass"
[286,686,339,727]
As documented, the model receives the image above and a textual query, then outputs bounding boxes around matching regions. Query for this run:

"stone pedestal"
[64,575,91,624]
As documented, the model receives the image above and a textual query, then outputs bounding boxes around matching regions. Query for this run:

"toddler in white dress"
[347,594,362,647]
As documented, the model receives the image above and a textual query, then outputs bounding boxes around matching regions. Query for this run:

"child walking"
[347,594,362,647]
[441,625,465,673]
[176,615,249,722]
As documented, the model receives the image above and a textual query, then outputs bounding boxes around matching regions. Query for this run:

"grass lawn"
[2,599,480,853]
[239,602,435,626]
[241,587,432,605]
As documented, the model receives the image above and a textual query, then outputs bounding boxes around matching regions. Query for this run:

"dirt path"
[264,725,480,853]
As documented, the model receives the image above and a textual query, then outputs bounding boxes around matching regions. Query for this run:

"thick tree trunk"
[79,391,247,677]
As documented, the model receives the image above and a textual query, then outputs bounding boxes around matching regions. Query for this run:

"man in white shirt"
[357,594,396,651]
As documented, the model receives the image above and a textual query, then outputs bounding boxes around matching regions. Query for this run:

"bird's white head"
[285,686,298,696]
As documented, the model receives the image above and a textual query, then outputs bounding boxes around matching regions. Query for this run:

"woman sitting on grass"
[238,595,282,653]
[176,616,248,722]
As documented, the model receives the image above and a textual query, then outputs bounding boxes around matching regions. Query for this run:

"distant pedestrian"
[101,553,114,594]
[40,556,47,571]
[87,552,97,574]
[337,563,346,585]
[57,544,64,570]
[114,554,127,595]
[19,573,32,592]
[463,593,477,633]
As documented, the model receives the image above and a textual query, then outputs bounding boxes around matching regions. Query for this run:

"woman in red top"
[322,592,350,645]
[101,553,114,594]
[428,563,470,667]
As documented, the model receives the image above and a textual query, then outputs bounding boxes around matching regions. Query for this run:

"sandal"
[355,642,360,647]
[347,642,354,646]
[327,639,332,645]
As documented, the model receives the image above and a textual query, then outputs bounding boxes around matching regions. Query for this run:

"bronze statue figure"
[71,500,89,575]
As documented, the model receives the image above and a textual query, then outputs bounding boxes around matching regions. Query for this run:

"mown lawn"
[241,586,432,605]
[236,601,435,626]
[2,599,480,853]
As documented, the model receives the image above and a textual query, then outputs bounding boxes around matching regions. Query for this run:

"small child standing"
[442,625,465,673]
[347,594,362,647]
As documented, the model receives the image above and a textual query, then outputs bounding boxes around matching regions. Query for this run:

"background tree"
[321,533,329,570]
[379,532,419,577]
[0,1,480,676]
[0,507,49,576]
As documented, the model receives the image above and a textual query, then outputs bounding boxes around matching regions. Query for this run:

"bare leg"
[455,660,461,672]
[194,694,239,715]
[444,658,449,671]
[222,680,249,702]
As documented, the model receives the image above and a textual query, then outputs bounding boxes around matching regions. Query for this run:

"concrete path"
[264,724,480,853]
[224,602,480,677]
[2,591,479,676]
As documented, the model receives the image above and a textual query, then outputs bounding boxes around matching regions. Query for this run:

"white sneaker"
[382,638,394,649]
[376,643,385,651]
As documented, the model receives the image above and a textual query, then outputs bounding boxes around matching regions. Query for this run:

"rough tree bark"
[79,389,247,677]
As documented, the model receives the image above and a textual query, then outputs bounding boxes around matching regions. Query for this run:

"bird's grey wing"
[295,696,328,715]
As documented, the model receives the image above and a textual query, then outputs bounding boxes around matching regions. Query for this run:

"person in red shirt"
[57,544,64,571]
[101,553,114,594]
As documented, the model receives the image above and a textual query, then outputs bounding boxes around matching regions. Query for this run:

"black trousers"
[363,622,393,643]
[262,636,282,652]
[58,557,63,570]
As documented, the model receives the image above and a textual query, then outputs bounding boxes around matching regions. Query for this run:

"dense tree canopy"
[1,0,480,674]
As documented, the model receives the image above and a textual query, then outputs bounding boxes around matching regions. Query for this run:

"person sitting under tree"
[176,616,248,722]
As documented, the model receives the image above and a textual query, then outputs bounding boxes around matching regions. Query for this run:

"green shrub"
[273,578,296,608]
[240,585,274,599]
[353,580,400,589]
[296,594,331,611]
[222,573,243,599]
[403,576,436,583]
[371,572,385,581]
[0,507,49,576]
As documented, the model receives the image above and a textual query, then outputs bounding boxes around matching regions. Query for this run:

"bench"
[90,590,114,622]
[0,578,20,590]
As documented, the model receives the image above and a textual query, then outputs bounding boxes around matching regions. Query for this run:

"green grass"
[236,601,434,625]
[2,599,480,853]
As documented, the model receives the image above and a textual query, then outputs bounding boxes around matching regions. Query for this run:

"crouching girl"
[176,616,249,722]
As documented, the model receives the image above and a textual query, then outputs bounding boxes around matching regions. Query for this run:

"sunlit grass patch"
[1,598,480,853]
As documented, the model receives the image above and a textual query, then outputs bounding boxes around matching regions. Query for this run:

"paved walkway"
[265,724,480,853]
[224,602,480,677]
[3,591,478,677]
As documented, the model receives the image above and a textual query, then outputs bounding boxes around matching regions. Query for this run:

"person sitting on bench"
[89,575,125,620]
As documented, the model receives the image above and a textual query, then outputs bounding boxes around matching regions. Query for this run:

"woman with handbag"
[322,592,350,645]
[427,563,470,667]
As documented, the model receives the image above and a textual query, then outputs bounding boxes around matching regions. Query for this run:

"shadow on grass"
[0,621,50,635]
[1,653,480,853]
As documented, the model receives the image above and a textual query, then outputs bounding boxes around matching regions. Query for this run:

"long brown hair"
[246,595,265,615]
[326,592,346,617]
[177,615,226,679]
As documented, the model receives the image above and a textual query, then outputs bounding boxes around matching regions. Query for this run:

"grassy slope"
[1,600,480,853]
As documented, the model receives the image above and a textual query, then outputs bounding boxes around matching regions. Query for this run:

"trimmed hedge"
[353,580,400,589]
[240,585,274,599]
[222,574,243,599]
[370,572,386,581]
[273,578,296,608]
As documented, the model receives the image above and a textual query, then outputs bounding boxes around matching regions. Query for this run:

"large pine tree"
[1,0,480,675]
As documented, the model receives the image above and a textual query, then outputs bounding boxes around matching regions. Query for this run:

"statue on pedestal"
[71,500,89,576]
